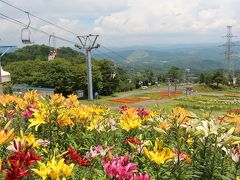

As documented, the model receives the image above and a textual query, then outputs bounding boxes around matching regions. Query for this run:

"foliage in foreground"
[1,91,240,179]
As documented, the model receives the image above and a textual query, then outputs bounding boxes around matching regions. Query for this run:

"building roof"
[12,84,55,91]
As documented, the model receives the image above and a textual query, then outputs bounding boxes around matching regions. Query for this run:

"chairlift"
[21,12,33,44]
[111,72,116,79]
[48,34,57,61]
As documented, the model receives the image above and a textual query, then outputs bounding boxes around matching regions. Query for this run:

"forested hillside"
[93,42,240,72]
[2,45,135,96]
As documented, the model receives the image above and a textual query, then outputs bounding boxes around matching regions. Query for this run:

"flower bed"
[1,91,240,179]
[224,94,240,97]
[158,91,182,99]
[108,97,151,104]
[227,108,240,114]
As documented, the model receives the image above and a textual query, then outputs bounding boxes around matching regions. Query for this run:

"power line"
[0,12,79,45]
[0,0,128,62]
[100,45,127,61]
[92,50,106,60]
[94,49,115,60]
[0,0,78,36]
[86,36,126,62]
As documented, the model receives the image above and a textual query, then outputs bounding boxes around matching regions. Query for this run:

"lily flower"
[131,173,150,180]
[0,122,14,146]
[196,120,219,138]
[125,137,143,146]
[28,111,47,131]
[143,138,175,165]
[64,147,88,166]
[22,104,38,118]
[136,108,150,118]
[171,107,192,125]
[56,109,74,127]
[172,149,192,164]
[102,154,138,179]
[229,144,240,163]
[32,162,49,180]
[85,145,114,159]
[33,156,74,180]
[3,145,41,179]
[119,108,142,131]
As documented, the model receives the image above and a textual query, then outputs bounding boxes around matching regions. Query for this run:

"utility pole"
[174,79,178,92]
[76,34,100,100]
[167,78,171,97]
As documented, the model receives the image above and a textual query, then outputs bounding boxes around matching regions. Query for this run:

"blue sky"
[0,0,239,47]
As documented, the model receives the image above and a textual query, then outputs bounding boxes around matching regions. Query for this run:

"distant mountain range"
[93,42,240,73]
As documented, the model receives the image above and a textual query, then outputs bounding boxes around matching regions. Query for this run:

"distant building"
[34,87,55,97]
[12,84,55,97]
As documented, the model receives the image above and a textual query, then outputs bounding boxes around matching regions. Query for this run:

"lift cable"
[94,49,115,61]
[0,12,79,45]
[100,45,127,62]
[0,0,78,36]
[0,0,128,61]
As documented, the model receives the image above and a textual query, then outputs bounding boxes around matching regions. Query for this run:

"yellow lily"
[32,161,50,180]
[28,112,47,131]
[62,163,75,177]
[33,156,74,180]
[23,90,39,105]
[0,94,20,107]
[0,123,14,146]
[50,94,65,106]
[143,138,175,165]
[119,108,142,131]
[223,113,240,132]
[65,94,79,108]
[57,109,74,127]
[28,102,49,131]
[171,107,192,124]
[48,157,61,180]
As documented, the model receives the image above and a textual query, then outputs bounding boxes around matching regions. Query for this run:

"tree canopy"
[3,45,133,96]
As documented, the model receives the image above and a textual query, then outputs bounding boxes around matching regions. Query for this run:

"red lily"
[3,144,41,180]
[64,147,89,166]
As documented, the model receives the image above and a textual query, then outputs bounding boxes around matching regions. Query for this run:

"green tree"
[205,72,214,86]
[5,59,103,96]
[97,60,119,95]
[3,45,131,96]
[167,66,183,81]
[199,73,205,84]
[212,70,224,87]
[2,45,50,65]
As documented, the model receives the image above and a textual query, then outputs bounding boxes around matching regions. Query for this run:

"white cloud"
[1,0,240,47]
[95,0,240,35]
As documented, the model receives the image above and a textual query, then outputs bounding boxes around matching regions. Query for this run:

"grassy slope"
[79,84,240,116]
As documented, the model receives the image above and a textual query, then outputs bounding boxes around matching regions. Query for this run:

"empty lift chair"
[21,12,33,44]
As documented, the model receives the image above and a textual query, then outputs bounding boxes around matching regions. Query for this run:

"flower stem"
[235,163,239,179]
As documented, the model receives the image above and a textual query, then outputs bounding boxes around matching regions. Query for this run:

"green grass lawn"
[79,84,240,115]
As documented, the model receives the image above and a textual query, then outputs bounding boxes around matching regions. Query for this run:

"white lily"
[196,120,219,138]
